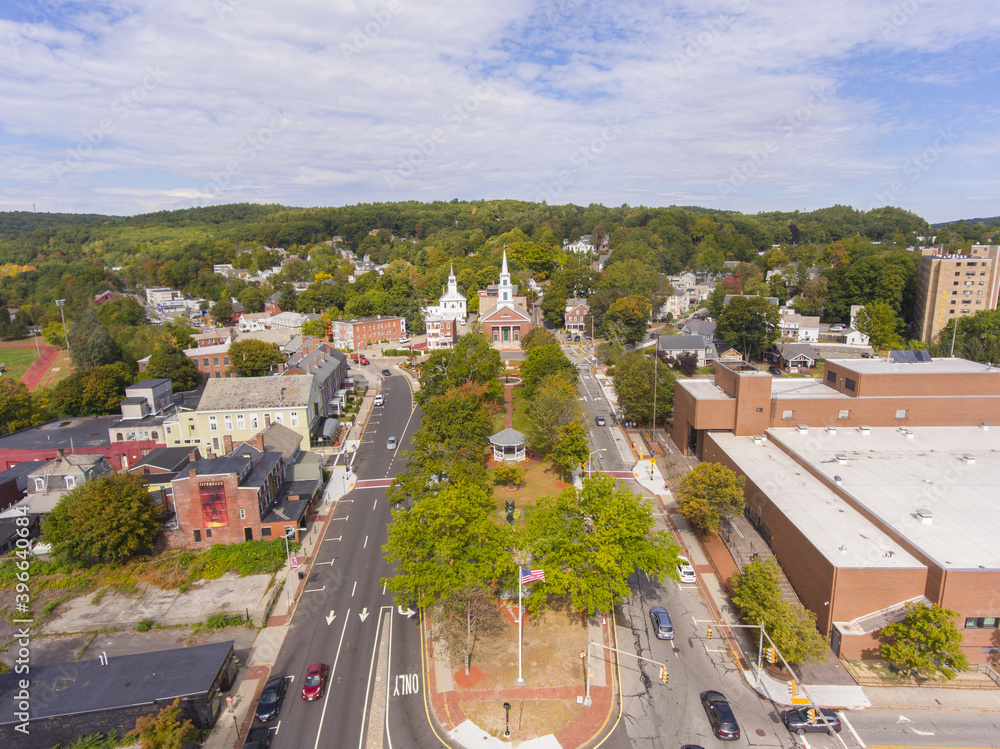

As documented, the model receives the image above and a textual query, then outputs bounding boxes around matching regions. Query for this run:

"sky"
[0,0,998,223]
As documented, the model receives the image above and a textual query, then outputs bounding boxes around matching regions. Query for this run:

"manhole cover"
[755,729,767,737]
[54,678,75,691]
[672,647,680,654]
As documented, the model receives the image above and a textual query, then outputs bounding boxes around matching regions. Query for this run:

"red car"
[300,663,329,701]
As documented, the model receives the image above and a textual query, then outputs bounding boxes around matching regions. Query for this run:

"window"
[237,414,245,430]
[212,437,220,451]
[826,371,836,384]
[224,415,233,430]
[33,477,45,491]
[223,356,229,365]
[290,411,299,427]
[838,409,850,420]
[193,529,201,543]
[262,527,272,537]
[203,358,210,367]
[213,357,220,367]
[209,415,218,431]
[206,528,212,538]
[239,508,246,520]
[65,476,76,488]
[895,409,907,419]
[781,410,793,420]
[275,413,283,425]
[251,415,258,429]
[965,617,999,629]
[845,378,856,392]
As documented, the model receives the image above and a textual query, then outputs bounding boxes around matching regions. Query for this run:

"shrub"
[493,463,525,488]
[137,617,154,632]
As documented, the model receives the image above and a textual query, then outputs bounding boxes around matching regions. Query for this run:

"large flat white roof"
[828,356,1000,376]
[709,432,922,570]
[767,425,1000,571]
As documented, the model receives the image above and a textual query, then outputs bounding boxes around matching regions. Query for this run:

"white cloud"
[0,0,997,222]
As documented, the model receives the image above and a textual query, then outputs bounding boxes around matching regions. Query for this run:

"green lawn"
[0,346,41,381]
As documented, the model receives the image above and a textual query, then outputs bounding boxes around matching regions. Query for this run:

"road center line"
[364,535,369,549]
[352,580,357,596]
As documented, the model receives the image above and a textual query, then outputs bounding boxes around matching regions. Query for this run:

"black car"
[781,707,842,734]
[768,365,783,376]
[700,690,740,740]
[255,676,286,723]
[243,727,272,749]
[382,368,391,377]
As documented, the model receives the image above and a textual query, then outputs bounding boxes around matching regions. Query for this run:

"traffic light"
[765,646,777,663]
[505,500,515,525]
[706,625,712,639]
[659,664,669,684]
[807,708,818,723]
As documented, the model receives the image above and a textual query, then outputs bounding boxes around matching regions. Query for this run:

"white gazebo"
[489,428,526,462]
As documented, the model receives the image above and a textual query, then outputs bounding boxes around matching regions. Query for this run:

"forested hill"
[0,199,992,332]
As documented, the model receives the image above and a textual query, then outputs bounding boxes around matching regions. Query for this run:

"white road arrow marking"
[896,716,912,724]
[359,607,370,622]
[325,611,336,626]
[397,605,416,618]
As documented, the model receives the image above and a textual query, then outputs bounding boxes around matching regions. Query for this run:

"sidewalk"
[202,394,373,749]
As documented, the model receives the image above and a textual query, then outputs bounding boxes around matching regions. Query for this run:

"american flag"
[521,567,545,584]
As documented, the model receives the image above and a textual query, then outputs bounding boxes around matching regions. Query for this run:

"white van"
[373,394,384,406]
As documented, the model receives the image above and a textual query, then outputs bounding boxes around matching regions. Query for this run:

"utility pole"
[55,299,69,354]
[652,330,658,440]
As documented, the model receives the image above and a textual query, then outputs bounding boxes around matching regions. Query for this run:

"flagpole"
[517,568,525,684]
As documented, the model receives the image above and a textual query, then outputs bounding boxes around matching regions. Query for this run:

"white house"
[779,313,820,342]
[424,264,467,324]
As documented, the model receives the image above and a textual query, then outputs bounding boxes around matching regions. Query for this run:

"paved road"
[252,364,436,749]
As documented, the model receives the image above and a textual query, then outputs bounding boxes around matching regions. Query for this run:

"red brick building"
[329,315,406,350]
[478,250,531,350]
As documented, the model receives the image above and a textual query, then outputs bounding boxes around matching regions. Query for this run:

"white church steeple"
[499,250,511,302]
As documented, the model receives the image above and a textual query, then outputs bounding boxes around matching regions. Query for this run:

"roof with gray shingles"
[489,428,525,446]
[197,375,315,411]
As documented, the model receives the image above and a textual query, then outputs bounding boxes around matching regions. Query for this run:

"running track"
[0,341,60,391]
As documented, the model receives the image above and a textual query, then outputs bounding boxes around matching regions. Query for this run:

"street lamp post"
[55,299,69,353]
[503,701,511,737]
[581,643,592,706]
[587,448,607,478]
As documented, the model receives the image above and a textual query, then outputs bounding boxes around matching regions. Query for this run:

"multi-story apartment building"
[329,315,406,350]
[914,244,1000,344]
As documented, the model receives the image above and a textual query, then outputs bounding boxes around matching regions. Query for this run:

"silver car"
[649,606,674,640]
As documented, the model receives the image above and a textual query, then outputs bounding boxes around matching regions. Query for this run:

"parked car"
[255,676,286,723]
[781,707,841,734]
[398,337,410,343]
[574,334,581,342]
[243,727,272,749]
[301,663,329,701]
[700,690,740,740]
[382,368,391,377]
[829,323,846,331]
[677,556,696,584]
[768,365,783,376]
[360,355,370,365]
[373,394,384,406]
[595,415,606,426]
[649,606,674,640]
[387,436,397,450]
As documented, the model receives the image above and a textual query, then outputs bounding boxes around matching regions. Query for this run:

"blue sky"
[0,0,997,223]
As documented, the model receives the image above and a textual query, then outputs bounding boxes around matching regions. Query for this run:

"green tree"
[520,343,577,398]
[42,320,66,348]
[144,344,203,391]
[238,285,265,313]
[854,300,904,352]
[69,310,120,369]
[716,296,780,360]
[49,364,133,416]
[0,378,37,436]
[549,420,589,477]
[731,557,826,666]
[523,375,583,455]
[522,475,680,614]
[880,602,969,681]
[418,333,504,404]
[211,297,234,325]
[382,483,513,608]
[604,295,649,347]
[674,462,746,535]
[127,698,199,749]
[612,350,674,425]
[520,326,560,352]
[301,317,328,337]
[43,473,166,565]
[227,339,284,376]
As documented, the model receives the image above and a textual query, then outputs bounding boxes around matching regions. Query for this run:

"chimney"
[56,447,65,458]
[189,467,197,479]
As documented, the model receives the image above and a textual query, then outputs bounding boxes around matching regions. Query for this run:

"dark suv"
[768,365,782,376]
[781,707,841,734]
[700,690,740,740]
